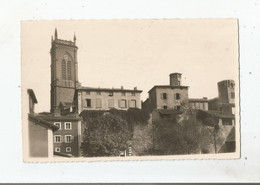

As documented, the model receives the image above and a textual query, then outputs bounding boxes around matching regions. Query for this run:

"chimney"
[134,87,137,90]
[121,86,124,89]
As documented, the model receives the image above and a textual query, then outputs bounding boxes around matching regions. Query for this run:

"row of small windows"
[85,91,136,96]
[161,93,181,100]
[85,99,136,108]
[162,105,181,110]
[61,60,72,80]
[54,122,72,130]
[55,147,71,153]
[54,135,73,143]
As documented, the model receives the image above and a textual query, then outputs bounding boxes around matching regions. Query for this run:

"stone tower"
[218,80,235,104]
[169,73,182,86]
[50,29,80,116]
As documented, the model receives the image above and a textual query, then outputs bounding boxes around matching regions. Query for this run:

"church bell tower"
[50,29,80,116]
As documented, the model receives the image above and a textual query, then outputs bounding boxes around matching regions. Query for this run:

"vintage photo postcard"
[21,19,240,162]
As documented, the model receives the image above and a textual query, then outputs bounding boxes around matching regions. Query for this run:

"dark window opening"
[163,106,168,110]
[109,92,113,96]
[176,93,180,100]
[86,99,91,107]
[176,106,181,110]
[162,93,167,99]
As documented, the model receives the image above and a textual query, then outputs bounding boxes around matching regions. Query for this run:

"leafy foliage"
[196,110,219,130]
[81,113,131,157]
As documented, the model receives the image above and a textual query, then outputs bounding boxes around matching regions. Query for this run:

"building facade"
[142,73,189,111]
[37,113,81,157]
[77,87,142,113]
[189,97,208,111]
[27,89,59,158]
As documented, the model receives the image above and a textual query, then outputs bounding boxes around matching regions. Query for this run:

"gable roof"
[28,114,59,131]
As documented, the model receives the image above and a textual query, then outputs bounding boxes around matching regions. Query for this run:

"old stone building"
[35,29,82,157]
[142,73,189,112]
[189,97,209,111]
[27,29,143,157]
[208,80,236,126]
[77,86,142,113]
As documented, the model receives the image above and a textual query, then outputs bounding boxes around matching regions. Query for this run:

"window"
[231,92,235,99]
[163,106,168,110]
[97,91,101,95]
[86,99,91,107]
[54,122,61,130]
[129,100,136,108]
[66,147,71,152]
[177,81,180,85]
[96,99,102,108]
[64,122,72,130]
[121,92,126,96]
[55,147,60,152]
[120,99,127,108]
[176,106,181,110]
[61,60,66,79]
[109,92,113,96]
[86,91,90,95]
[108,99,114,108]
[54,135,62,143]
[131,92,135,96]
[65,135,73,143]
[67,60,72,80]
[162,93,167,99]
[175,93,180,100]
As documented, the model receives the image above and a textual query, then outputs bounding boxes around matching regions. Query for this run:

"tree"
[81,113,131,157]
[196,110,219,153]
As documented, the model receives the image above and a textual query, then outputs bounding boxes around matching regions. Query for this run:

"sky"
[21,19,239,113]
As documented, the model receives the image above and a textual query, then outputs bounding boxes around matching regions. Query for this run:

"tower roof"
[169,72,182,76]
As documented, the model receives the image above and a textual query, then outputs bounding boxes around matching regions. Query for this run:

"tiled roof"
[28,114,59,131]
[77,86,142,93]
[148,85,189,93]
[189,98,208,102]
[37,112,81,121]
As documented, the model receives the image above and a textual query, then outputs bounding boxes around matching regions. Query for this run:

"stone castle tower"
[218,80,235,104]
[50,29,80,116]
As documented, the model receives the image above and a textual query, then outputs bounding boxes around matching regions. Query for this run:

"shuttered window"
[65,135,73,143]
[96,99,102,108]
[120,99,127,108]
[129,100,136,108]
[108,99,114,108]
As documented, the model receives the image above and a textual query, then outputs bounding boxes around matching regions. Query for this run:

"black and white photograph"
[21,19,239,162]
